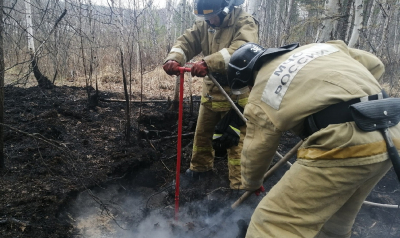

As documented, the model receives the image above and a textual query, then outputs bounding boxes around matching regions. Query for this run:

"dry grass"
[4,65,204,100]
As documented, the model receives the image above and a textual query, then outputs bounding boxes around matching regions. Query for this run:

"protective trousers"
[190,104,246,189]
[246,159,392,238]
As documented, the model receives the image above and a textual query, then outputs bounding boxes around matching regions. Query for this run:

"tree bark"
[337,0,353,42]
[25,0,52,89]
[395,0,400,55]
[376,0,391,57]
[316,0,340,43]
[171,0,187,111]
[248,0,259,17]
[0,0,4,169]
[348,0,363,47]
[120,49,131,142]
[274,0,282,46]
[281,0,295,45]
[166,0,173,53]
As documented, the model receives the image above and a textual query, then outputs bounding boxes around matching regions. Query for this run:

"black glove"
[213,104,245,149]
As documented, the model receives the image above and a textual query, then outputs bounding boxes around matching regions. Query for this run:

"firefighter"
[163,0,259,189]
[227,40,400,237]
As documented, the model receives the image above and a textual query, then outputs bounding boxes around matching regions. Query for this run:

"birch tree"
[248,0,259,17]
[348,0,363,47]
[394,0,400,55]
[25,0,53,88]
[315,0,340,42]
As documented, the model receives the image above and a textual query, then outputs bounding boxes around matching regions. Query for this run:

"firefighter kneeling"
[227,40,400,238]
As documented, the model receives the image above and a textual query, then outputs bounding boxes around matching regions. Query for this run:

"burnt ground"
[0,85,399,238]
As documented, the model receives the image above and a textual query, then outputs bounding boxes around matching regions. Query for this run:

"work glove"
[254,186,265,196]
[163,60,181,76]
[191,60,208,77]
[213,104,245,149]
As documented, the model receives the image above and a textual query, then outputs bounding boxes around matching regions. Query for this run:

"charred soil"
[0,85,399,238]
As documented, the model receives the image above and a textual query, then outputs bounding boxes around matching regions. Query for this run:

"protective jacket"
[164,7,258,189]
[241,40,400,191]
[165,7,259,111]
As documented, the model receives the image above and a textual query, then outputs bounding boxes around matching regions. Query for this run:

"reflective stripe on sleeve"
[170,47,187,63]
[219,48,231,70]
[229,125,240,136]
[213,134,222,140]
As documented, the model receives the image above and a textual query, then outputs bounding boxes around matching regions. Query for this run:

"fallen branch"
[100,98,200,103]
[151,132,194,142]
[0,123,67,150]
[0,218,29,227]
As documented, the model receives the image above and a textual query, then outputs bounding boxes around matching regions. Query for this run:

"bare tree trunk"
[348,0,363,47]
[366,0,377,36]
[171,0,187,111]
[171,75,180,111]
[181,0,187,33]
[395,0,400,55]
[119,0,131,142]
[25,0,34,55]
[370,1,385,52]
[281,0,295,45]
[248,0,259,17]
[166,0,173,53]
[345,1,354,43]
[316,0,340,42]
[88,0,98,108]
[78,0,91,104]
[120,49,131,142]
[376,0,391,57]
[0,0,4,169]
[274,1,282,46]
[25,0,52,89]
[337,0,353,42]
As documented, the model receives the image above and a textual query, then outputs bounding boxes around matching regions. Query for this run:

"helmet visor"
[194,9,222,20]
[194,0,225,20]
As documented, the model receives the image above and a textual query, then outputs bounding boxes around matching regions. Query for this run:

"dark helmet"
[228,42,300,95]
[227,43,265,95]
[194,0,244,19]
[194,0,227,19]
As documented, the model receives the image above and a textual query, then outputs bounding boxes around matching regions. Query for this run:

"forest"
[0,0,400,237]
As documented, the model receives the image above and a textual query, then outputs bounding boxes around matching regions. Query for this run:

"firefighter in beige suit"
[227,40,400,237]
[163,0,258,189]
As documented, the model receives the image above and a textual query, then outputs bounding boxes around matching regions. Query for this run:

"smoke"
[69,184,260,238]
